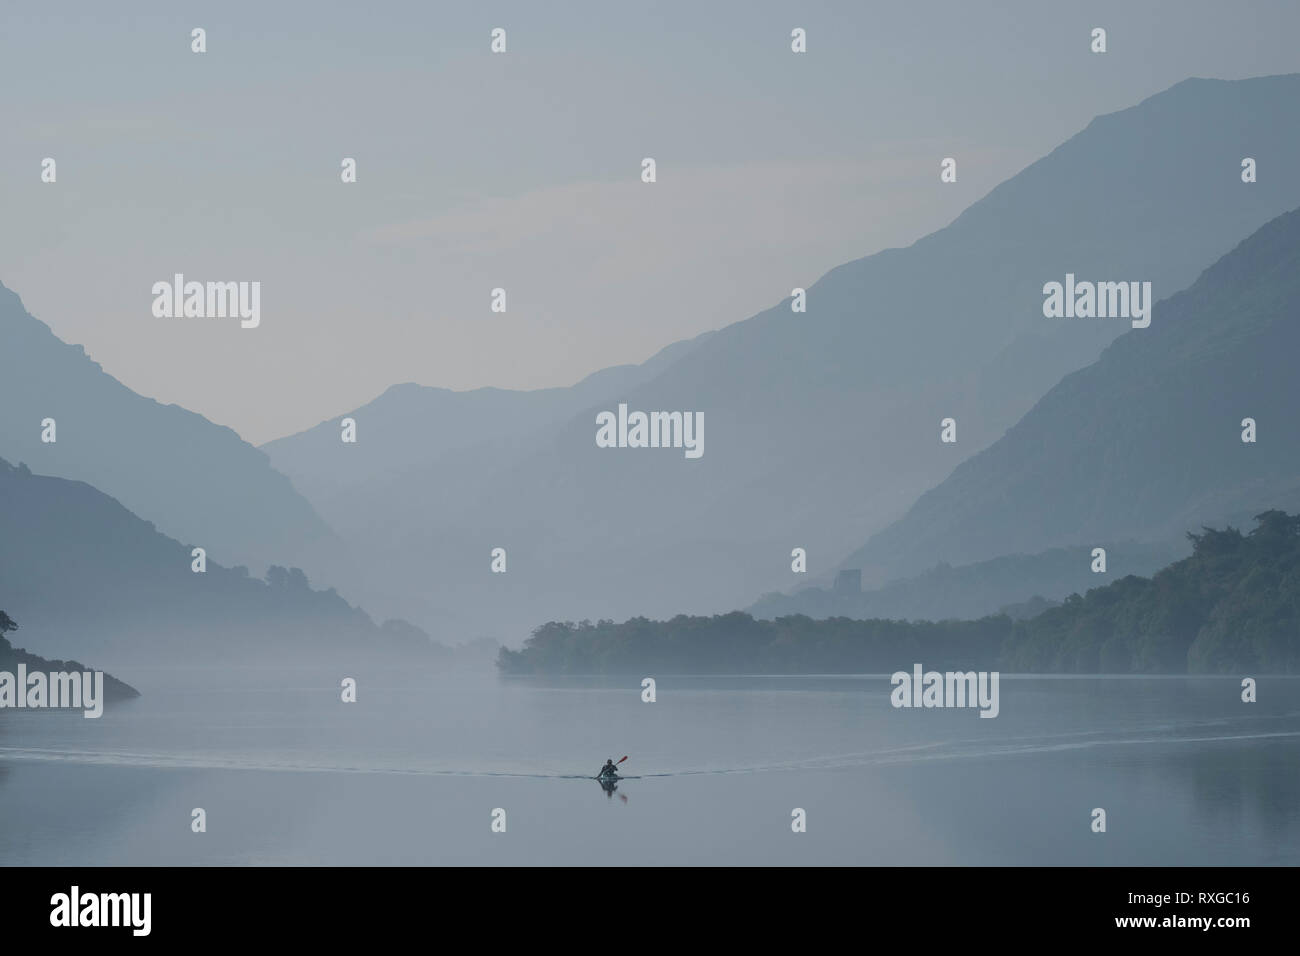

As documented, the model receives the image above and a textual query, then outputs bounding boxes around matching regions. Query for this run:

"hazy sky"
[3,1,1299,444]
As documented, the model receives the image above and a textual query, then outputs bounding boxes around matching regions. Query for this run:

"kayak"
[597,773,620,783]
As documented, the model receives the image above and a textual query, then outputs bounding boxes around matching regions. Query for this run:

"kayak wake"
[3,726,1299,778]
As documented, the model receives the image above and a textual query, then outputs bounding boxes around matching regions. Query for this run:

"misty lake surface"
[2,667,1297,866]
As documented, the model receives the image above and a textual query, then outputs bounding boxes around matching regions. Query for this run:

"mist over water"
[2,667,1296,865]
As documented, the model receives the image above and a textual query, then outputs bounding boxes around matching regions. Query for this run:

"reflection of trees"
[1117,737,1300,847]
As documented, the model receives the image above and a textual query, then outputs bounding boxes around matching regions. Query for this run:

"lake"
[2,667,1297,865]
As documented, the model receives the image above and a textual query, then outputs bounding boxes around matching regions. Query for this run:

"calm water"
[1,666,1297,865]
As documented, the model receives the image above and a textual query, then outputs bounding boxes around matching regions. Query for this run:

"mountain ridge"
[0,456,448,667]
[155,76,1300,639]
[837,202,1300,580]
[0,282,334,575]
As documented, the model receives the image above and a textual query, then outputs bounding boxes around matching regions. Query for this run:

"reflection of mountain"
[0,457,438,666]
[841,203,1300,588]
[265,75,1300,640]
[0,282,332,574]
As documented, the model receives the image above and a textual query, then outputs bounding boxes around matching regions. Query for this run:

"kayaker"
[598,758,618,779]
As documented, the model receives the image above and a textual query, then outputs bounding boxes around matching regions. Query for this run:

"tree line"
[499,511,1300,675]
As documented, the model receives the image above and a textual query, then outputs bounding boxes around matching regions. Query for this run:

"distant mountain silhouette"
[839,203,1300,581]
[0,283,333,573]
[0,457,443,666]
[264,75,1300,641]
[261,337,705,515]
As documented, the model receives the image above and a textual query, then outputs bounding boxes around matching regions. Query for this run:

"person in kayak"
[598,758,618,779]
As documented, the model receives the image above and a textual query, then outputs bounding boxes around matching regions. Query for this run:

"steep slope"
[0,283,333,572]
[275,75,1300,640]
[841,204,1300,580]
[1001,510,1300,674]
[0,457,437,666]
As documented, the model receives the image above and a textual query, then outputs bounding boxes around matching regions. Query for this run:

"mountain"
[0,282,333,572]
[265,75,1300,641]
[0,457,441,667]
[261,336,706,518]
[839,202,1300,583]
